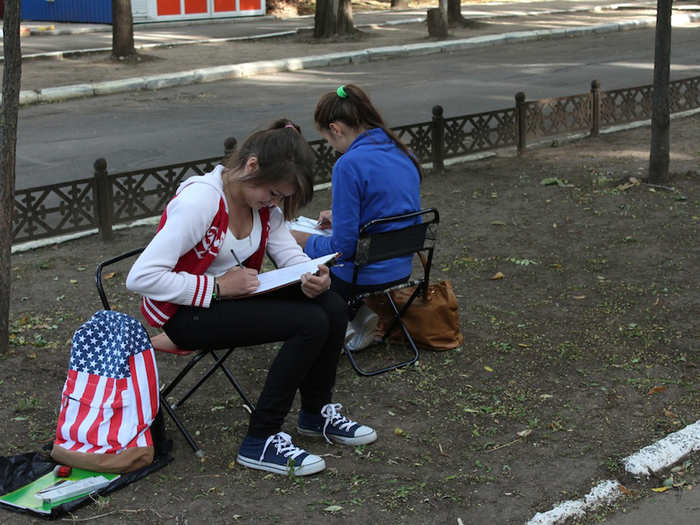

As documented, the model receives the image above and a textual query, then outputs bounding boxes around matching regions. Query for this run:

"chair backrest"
[352,208,439,285]
[96,248,144,310]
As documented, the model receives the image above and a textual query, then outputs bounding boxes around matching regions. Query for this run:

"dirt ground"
[3,111,698,523]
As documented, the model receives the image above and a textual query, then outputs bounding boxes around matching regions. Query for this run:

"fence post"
[94,158,113,242]
[515,92,526,155]
[224,136,237,158]
[590,80,600,137]
[431,105,445,171]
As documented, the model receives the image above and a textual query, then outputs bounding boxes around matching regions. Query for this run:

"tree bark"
[427,8,448,39]
[648,0,672,183]
[314,0,355,38]
[112,0,136,59]
[1,0,22,355]
[447,0,466,25]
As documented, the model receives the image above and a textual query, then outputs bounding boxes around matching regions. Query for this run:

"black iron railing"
[12,75,700,245]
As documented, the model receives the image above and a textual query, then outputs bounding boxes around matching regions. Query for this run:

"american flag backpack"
[51,311,160,473]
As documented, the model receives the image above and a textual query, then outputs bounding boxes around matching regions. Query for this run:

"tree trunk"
[112,0,136,59]
[314,0,355,38]
[648,0,672,183]
[447,0,466,25]
[427,8,448,39]
[1,0,22,355]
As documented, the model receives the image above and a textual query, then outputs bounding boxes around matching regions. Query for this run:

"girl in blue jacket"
[292,84,422,350]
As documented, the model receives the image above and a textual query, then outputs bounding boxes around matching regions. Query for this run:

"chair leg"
[160,350,208,399]
[160,393,204,457]
[212,351,256,413]
[345,291,419,376]
[173,348,234,409]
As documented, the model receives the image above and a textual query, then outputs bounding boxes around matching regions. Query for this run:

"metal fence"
[12,75,700,245]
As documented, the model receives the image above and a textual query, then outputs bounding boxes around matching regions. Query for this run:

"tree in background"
[447,0,467,26]
[112,0,136,59]
[648,0,672,183]
[314,0,355,38]
[1,0,22,355]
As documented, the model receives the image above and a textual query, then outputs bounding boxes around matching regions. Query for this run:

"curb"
[527,420,700,524]
[15,10,699,107]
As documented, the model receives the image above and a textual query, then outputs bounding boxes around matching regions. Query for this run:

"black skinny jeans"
[163,286,348,439]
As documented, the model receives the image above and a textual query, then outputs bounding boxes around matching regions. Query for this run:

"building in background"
[21,0,265,24]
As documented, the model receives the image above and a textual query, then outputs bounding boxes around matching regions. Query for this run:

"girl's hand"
[317,210,332,229]
[217,266,259,297]
[300,264,331,298]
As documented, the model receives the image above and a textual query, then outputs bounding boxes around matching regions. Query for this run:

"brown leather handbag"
[368,279,463,351]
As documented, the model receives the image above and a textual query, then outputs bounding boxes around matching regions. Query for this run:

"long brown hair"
[314,84,423,180]
[224,119,314,220]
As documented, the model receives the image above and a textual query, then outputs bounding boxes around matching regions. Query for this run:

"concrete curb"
[16,9,699,108]
[527,419,700,524]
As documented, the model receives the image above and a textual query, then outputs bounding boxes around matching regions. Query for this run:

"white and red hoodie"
[126,166,309,328]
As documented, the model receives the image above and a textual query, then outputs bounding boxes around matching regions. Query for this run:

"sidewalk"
[9,0,700,106]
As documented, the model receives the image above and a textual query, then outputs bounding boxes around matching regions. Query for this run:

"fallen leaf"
[104,272,116,280]
[394,427,405,436]
[651,486,670,493]
[69,279,78,284]
[490,272,505,280]
[648,385,667,395]
[324,505,343,513]
[618,484,634,496]
[484,366,494,372]
[518,343,530,348]
[572,295,586,300]
[663,408,679,419]
[517,429,533,438]
[491,220,506,226]
[540,394,553,399]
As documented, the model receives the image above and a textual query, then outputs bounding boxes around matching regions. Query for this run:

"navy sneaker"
[297,403,377,446]
[236,432,325,476]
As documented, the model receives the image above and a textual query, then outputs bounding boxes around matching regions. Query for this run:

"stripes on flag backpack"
[51,310,160,473]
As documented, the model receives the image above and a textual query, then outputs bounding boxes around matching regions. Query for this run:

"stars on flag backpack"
[51,311,160,473]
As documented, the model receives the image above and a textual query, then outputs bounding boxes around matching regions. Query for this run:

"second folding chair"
[344,208,440,376]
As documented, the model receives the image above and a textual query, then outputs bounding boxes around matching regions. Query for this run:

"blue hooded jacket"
[305,128,421,285]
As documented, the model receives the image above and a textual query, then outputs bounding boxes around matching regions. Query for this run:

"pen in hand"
[230,249,243,268]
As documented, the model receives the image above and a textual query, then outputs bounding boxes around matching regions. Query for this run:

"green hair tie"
[336,85,348,99]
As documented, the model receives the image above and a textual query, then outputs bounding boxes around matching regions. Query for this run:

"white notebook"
[247,252,340,296]
[287,216,333,237]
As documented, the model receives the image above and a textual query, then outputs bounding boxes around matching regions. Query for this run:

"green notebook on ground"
[0,466,120,514]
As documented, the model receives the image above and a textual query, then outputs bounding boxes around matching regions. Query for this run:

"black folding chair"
[344,208,440,376]
[96,248,255,458]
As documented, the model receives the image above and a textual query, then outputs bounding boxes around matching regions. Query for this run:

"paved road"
[13,0,653,54]
[16,25,700,189]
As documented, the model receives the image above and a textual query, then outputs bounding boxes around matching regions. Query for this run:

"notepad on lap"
[287,216,333,237]
[247,253,339,296]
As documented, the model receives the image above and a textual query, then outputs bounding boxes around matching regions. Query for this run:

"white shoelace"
[320,403,357,444]
[260,432,306,461]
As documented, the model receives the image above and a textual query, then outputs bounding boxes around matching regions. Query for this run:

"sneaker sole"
[236,453,326,476]
[297,427,378,446]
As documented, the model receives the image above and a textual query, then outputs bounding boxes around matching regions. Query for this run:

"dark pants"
[163,286,348,439]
